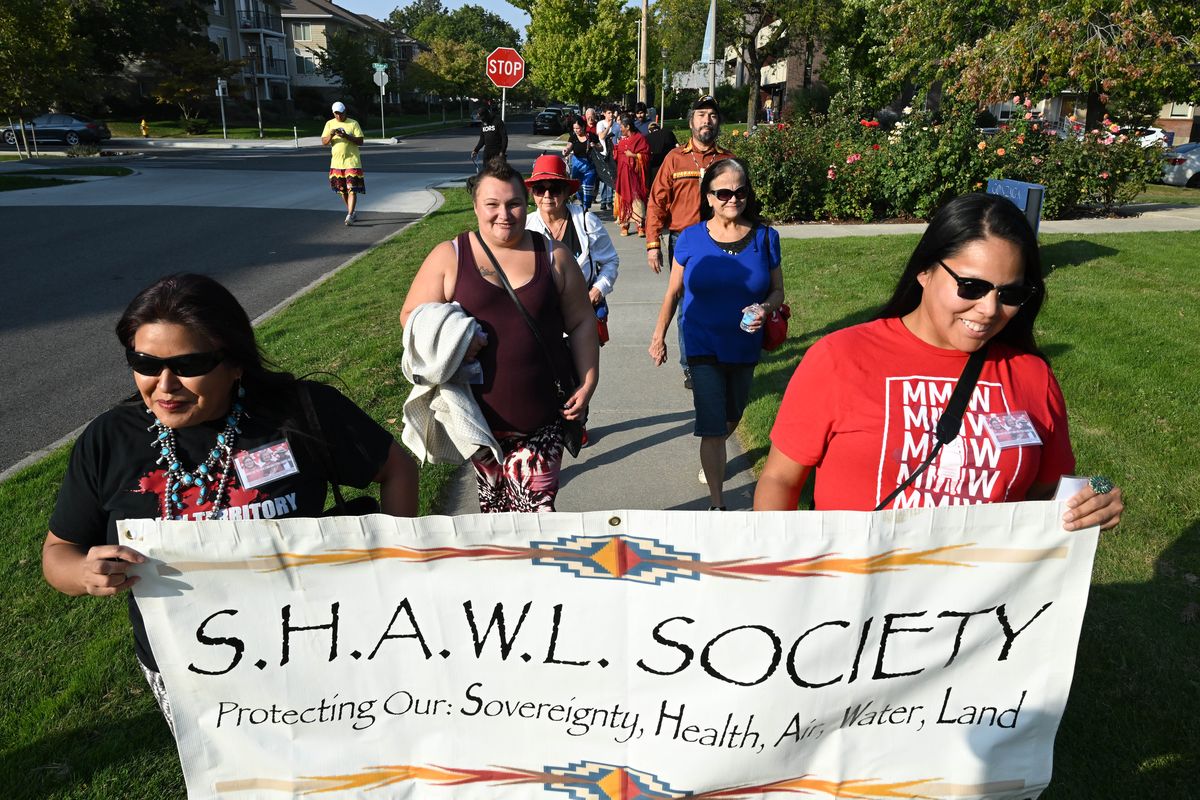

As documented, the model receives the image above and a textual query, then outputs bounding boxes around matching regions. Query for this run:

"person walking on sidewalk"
[648,158,784,510]
[613,112,649,237]
[470,106,508,168]
[400,158,599,512]
[645,94,732,389]
[321,101,366,226]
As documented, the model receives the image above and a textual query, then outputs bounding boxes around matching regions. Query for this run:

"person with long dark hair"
[41,273,419,734]
[649,158,785,509]
[753,193,1124,531]
[400,158,599,512]
[562,117,601,210]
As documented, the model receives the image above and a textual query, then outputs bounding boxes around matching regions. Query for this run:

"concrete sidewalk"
[441,214,758,514]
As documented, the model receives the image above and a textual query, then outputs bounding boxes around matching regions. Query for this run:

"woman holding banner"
[41,273,419,734]
[753,193,1123,530]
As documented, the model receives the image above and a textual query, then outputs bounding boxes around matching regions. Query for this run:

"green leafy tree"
[411,37,483,114]
[0,0,73,155]
[874,0,1200,128]
[149,42,242,121]
[413,5,521,51]
[317,28,380,110]
[388,0,446,35]
[525,0,637,106]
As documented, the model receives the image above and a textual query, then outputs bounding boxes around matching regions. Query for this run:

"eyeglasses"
[710,186,749,203]
[126,349,225,377]
[531,182,568,196]
[938,261,1037,307]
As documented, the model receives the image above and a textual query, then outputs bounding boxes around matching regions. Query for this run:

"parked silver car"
[1161,142,1200,188]
[2,113,112,146]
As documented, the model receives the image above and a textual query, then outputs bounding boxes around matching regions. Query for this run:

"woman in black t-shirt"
[41,273,419,733]
[561,117,601,209]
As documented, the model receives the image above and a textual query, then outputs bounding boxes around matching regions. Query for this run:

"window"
[293,22,311,41]
[216,36,230,59]
[1170,103,1192,118]
[295,49,317,75]
[212,1,224,14]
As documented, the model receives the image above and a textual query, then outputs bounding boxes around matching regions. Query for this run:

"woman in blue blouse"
[648,158,785,509]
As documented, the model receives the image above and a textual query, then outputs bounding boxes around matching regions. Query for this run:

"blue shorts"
[688,360,755,437]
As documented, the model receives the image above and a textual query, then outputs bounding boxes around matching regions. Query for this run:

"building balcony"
[238,10,284,34]
[242,57,289,78]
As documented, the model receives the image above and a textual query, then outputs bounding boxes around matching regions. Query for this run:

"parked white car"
[1161,142,1200,188]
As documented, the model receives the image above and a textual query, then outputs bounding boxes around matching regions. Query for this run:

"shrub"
[181,117,211,135]
[66,144,101,158]
[724,93,1162,223]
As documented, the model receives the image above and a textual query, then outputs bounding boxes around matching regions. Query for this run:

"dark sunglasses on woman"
[531,182,569,196]
[938,261,1037,306]
[125,349,225,377]
[710,186,749,202]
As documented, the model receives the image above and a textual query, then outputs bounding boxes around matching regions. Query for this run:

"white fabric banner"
[125,503,1097,799]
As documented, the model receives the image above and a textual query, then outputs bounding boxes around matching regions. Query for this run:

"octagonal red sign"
[485,47,525,89]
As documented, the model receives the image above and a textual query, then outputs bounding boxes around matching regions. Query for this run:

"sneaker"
[698,467,707,485]
[619,228,629,236]
[708,505,727,511]
[344,213,352,226]
[683,369,693,390]
[349,210,358,223]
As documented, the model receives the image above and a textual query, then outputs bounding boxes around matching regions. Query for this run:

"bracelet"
[646,241,661,251]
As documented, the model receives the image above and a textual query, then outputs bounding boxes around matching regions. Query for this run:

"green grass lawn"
[741,231,1200,797]
[108,113,472,140]
[0,175,78,191]
[1131,183,1200,206]
[1,217,1196,796]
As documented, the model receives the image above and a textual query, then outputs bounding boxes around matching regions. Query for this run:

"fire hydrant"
[140,119,149,138]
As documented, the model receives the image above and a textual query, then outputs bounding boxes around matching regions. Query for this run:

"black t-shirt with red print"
[50,380,394,671]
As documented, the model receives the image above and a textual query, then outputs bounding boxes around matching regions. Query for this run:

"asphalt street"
[0,124,548,475]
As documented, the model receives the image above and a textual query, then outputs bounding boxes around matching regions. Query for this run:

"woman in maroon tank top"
[401,158,600,512]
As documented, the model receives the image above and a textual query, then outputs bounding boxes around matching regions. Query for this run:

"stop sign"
[485,47,525,89]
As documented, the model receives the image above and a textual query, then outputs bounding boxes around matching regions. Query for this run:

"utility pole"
[638,0,649,105]
[247,42,264,139]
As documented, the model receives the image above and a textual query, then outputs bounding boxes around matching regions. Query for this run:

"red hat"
[525,154,581,193]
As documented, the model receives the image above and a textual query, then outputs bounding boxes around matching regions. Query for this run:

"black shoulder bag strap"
[297,381,349,514]
[874,344,989,511]
[472,231,574,398]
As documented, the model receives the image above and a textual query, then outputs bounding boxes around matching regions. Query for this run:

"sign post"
[987,179,1046,234]
[215,79,228,140]
[485,47,525,121]
[372,63,389,139]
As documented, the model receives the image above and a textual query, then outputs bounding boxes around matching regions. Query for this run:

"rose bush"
[724,98,1162,222]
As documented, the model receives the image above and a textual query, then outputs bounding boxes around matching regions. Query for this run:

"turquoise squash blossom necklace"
[147,386,245,520]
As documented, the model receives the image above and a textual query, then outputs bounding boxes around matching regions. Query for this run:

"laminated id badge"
[982,411,1042,449]
[233,439,300,489]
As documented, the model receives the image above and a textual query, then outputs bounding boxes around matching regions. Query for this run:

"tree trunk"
[1084,85,1106,132]
[746,69,760,128]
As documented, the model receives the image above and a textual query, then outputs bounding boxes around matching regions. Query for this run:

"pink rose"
[846,153,862,164]
[827,168,837,180]
[996,147,1006,156]
[1100,171,1110,179]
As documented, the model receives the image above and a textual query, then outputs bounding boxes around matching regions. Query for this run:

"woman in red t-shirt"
[753,193,1123,531]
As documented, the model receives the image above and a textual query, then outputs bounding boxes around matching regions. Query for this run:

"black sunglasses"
[938,261,1037,307]
[126,349,225,377]
[531,182,569,196]
[710,186,749,202]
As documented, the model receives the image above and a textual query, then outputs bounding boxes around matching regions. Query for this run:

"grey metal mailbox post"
[986,179,1046,234]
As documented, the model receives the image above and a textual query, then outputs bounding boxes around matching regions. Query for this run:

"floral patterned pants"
[472,421,564,512]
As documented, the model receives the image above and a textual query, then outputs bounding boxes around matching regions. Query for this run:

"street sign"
[372,71,389,88]
[373,62,388,73]
[485,47,524,89]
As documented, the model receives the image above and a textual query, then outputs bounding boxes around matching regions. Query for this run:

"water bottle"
[740,303,763,332]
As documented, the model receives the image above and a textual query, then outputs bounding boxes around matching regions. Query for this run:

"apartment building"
[201,0,417,107]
